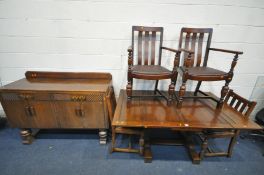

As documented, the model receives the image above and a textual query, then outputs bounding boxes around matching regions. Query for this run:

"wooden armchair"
[199,89,256,159]
[126,26,193,104]
[175,28,243,108]
[106,87,144,154]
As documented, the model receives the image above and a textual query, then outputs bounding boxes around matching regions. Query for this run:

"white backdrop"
[0,0,264,115]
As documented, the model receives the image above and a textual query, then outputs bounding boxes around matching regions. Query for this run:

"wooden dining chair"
[126,26,193,104]
[199,89,256,159]
[175,28,243,108]
[106,87,144,154]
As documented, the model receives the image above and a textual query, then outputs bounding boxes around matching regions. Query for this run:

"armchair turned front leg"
[168,52,180,105]
[126,74,132,100]
[218,53,238,108]
[218,80,230,108]
[177,77,187,108]
[168,82,175,105]
[126,46,133,99]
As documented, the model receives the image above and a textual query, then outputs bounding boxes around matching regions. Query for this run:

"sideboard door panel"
[55,102,106,128]
[27,101,59,128]
[1,100,36,128]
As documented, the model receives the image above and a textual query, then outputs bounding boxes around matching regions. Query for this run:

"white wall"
[0,0,264,115]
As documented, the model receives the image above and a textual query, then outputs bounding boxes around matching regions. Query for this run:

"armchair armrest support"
[127,46,133,67]
[209,48,243,80]
[127,46,133,53]
[209,48,243,82]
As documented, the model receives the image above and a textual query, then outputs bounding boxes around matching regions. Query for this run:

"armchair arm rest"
[209,48,243,55]
[161,46,180,53]
[161,46,194,54]
[178,48,194,54]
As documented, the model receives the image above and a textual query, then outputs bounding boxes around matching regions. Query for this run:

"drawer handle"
[19,94,33,100]
[24,106,31,116]
[24,106,36,117]
[75,108,85,117]
[29,106,36,116]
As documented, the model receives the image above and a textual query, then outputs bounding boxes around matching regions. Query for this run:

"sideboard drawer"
[53,93,104,102]
[1,92,51,101]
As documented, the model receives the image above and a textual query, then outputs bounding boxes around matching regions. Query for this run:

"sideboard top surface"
[0,71,112,92]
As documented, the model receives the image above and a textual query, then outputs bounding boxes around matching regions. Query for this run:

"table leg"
[184,132,201,164]
[143,130,152,163]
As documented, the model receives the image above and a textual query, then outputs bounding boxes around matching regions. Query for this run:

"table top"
[112,90,261,130]
[0,71,112,93]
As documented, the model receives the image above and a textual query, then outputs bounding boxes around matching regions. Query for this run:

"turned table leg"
[20,128,33,144]
[99,129,107,145]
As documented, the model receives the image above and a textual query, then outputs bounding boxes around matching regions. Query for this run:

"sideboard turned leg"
[99,129,107,145]
[20,129,33,144]
[144,142,152,163]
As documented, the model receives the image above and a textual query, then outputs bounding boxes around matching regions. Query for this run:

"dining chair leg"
[111,130,116,153]
[227,130,240,157]
[154,80,159,95]
[217,80,230,108]
[199,137,208,160]
[177,77,187,108]
[139,133,145,155]
[194,81,202,96]
[128,135,132,149]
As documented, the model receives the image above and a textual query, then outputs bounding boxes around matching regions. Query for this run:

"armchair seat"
[131,65,172,80]
[178,67,228,80]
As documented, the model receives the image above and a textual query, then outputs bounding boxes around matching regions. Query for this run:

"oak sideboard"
[0,71,115,144]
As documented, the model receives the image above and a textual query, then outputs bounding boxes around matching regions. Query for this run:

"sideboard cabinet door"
[1,99,35,128]
[53,93,108,129]
[26,101,59,128]
[54,101,106,128]
[0,93,58,128]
